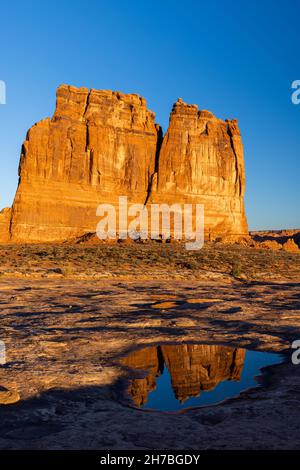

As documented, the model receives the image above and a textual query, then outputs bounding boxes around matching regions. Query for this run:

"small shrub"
[61,265,73,277]
[230,261,242,278]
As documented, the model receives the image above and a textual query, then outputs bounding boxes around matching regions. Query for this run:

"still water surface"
[121,343,282,411]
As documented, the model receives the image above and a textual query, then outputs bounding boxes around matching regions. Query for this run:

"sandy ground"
[0,275,299,449]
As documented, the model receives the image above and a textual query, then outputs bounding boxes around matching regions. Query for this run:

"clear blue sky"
[0,0,299,230]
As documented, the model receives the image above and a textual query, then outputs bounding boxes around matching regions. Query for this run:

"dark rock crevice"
[144,124,163,206]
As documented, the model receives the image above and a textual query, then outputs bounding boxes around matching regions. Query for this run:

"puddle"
[121,343,282,411]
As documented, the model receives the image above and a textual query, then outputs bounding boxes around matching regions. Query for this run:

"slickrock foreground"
[1,84,248,242]
[0,277,299,449]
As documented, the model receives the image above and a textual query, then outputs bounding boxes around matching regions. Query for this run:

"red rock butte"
[0,84,248,243]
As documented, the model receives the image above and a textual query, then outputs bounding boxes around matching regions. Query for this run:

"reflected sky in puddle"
[121,344,282,411]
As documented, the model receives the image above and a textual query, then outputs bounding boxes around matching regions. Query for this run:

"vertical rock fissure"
[83,90,90,120]
[144,125,163,206]
[157,346,165,375]
[227,126,241,197]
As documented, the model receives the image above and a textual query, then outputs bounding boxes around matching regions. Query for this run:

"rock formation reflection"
[122,344,245,407]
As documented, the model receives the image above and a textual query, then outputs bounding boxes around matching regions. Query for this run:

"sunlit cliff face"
[0,85,247,243]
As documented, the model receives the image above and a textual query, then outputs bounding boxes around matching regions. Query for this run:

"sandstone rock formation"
[1,85,248,243]
[122,346,163,407]
[0,386,20,405]
[8,85,159,242]
[251,229,300,252]
[161,344,245,403]
[149,99,248,240]
[0,208,11,242]
[259,240,282,251]
[122,344,245,407]
[282,238,300,253]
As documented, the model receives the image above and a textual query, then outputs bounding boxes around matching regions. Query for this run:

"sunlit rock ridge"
[1,84,248,242]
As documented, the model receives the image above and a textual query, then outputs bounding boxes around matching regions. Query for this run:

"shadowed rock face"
[122,344,245,407]
[3,85,248,242]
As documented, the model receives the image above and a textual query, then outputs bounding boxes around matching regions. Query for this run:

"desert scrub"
[61,265,74,277]
[177,259,199,270]
[230,261,242,278]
